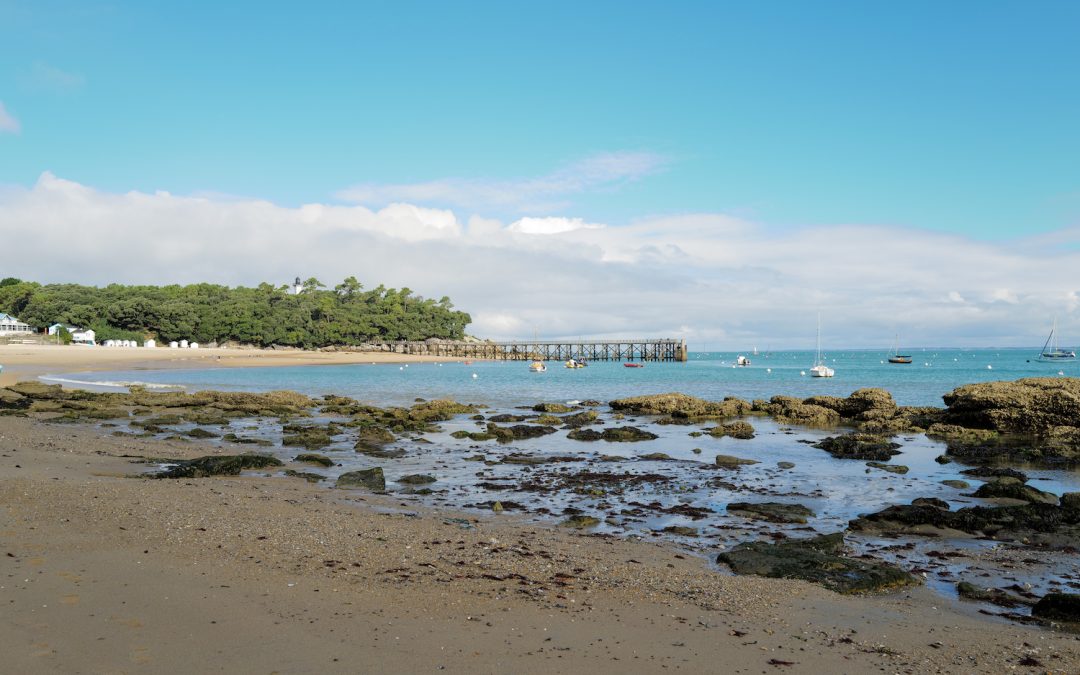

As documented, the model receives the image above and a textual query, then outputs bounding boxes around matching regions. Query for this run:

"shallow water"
[119,397,1080,612]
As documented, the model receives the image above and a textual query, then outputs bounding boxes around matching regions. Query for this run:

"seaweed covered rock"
[450,430,498,441]
[336,467,385,490]
[717,533,917,594]
[152,454,283,479]
[715,454,760,468]
[567,426,658,442]
[849,500,1080,548]
[559,514,600,529]
[397,473,436,485]
[0,387,30,410]
[486,423,558,442]
[294,453,333,467]
[959,466,1028,481]
[609,393,750,421]
[706,421,755,440]
[283,470,325,483]
[956,581,1033,608]
[354,426,396,452]
[971,478,1059,505]
[1032,593,1080,622]
[942,378,1080,433]
[866,461,908,474]
[727,502,815,523]
[814,433,901,461]
[757,396,840,427]
[559,410,598,428]
[533,402,573,414]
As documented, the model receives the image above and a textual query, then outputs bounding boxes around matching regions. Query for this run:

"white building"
[71,329,96,345]
[1,313,34,335]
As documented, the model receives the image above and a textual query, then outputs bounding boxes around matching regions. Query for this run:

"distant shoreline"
[0,343,465,387]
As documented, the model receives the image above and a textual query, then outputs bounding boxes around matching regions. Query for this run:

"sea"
[43,347,1080,407]
[44,348,1080,610]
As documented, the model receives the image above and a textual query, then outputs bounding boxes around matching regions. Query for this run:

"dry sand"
[2,415,1078,674]
[0,343,458,387]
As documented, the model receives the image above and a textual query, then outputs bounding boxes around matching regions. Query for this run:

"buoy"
[987,365,992,370]
[472,373,478,379]
[766,368,771,373]
[799,370,806,376]
[399,366,404,371]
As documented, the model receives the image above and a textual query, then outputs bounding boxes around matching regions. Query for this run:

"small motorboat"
[736,355,751,366]
[623,362,644,368]
[529,360,547,372]
[565,358,587,369]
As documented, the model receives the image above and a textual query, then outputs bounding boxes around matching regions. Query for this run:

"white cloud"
[3,172,1080,348]
[20,62,85,93]
[336,151,666,213]
[0,102,20,134]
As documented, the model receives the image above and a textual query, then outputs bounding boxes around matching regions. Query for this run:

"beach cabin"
[145,339,156,348]
[71,329,96,345]
[1,313,34,335]
[189,342,199,349]
[169,341,179,348]
[179,339,189,348]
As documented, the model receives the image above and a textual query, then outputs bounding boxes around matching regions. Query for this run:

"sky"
[2,1,1080,348]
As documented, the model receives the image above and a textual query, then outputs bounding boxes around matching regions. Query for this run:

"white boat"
[736,355,751,366]
[529,360,547,372]
[810,315,835,378]
[1037,318,1076,362]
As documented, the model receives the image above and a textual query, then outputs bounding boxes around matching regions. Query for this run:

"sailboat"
[809,315,835,378]
[888,334,913,364]
[1037,318,1076,362]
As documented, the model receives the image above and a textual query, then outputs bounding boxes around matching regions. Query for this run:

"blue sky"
[3,1,1080,346]
[4,0,1080,236]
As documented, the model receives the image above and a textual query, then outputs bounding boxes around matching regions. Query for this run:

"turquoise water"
[50,348,1080,408]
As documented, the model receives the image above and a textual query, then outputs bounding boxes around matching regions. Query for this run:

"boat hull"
[888,356,913,364]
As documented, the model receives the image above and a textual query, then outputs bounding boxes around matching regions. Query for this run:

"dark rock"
[568,426,657,442]
[866,461,909,474]
[639,452,675,461]
[728,502,815,524]
[354,426,396,452]
[221,433,273,446]
[283,469,325,483]
[715,454,760,468]
[912,497,950,510]
[533,402,573,413]
[336,467,385,490]
[487,413,528,423]
[1032,593,1080,622]
[294,453,333,467]
[941,479,970,489]
[450,430,498,441]
[757,396,840,427]
[397,473,436,485]
[487,423,558,442]
[609,392,751,420]
[357,446,406,459]
[152,454,283,479]
[934,455,952,464]
[814,433,902,461]
[972,478,1059,505]
[560,514,600,529]
[661,525,698,537]
[960,466,1028,481]
[718,533,917,594]
[1062,492,1080,509]
[559,411,598,428]
[706,421,755,439]
[777,461,796,469]
[184,427,219,439]
[849,501,1080,549]
[956,581,1032,608]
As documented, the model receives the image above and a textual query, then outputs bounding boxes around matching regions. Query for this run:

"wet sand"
[2,414,1078,673]
[0,343,460,387]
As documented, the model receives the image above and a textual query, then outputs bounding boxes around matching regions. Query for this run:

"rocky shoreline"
[3,378,1080,626]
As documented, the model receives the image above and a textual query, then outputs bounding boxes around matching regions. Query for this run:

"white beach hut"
[179,339,189,348]
[144,339,156,349]
[189,342,199,349]
[169,341,179,349]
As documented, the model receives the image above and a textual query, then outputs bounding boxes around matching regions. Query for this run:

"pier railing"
[385,338,688,362]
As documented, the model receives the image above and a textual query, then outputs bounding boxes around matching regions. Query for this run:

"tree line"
[0,277,472,347]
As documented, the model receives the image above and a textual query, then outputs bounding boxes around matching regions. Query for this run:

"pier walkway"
[391,338,688,362]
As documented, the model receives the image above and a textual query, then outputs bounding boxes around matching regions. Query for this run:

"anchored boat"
[809,314,835,378]
[1038,319,1076,362]
[888,334,912,364]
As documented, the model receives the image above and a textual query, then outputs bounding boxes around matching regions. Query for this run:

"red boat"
[623,362,644,368]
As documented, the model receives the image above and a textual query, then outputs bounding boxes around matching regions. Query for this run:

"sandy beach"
[1,411,1078,673]
[0,343,458,387]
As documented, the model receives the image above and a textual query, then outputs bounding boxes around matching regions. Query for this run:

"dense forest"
[0,277,472,347]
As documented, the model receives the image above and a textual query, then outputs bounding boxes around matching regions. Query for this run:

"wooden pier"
[386,338,688,362]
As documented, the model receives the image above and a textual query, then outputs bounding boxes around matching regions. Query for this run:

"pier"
[389,338,688,362]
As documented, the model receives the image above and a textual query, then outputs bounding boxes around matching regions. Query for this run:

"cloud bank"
[336,151,666,213]
[2,171,1079,348]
